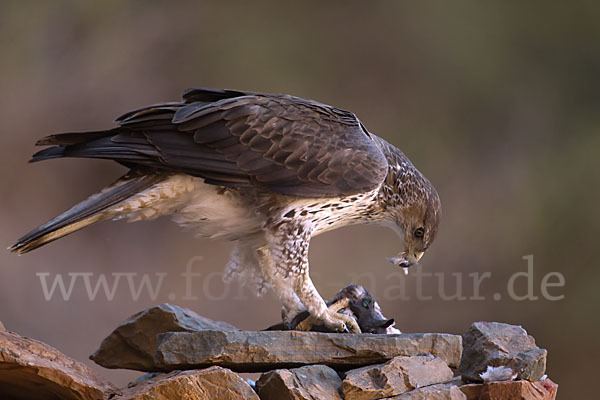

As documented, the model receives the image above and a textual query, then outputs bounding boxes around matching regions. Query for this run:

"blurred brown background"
[0,1,597,397]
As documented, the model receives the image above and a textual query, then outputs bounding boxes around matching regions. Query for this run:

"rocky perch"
[0,305,557,400]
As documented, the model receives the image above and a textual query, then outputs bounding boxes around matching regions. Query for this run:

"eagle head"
[384,164,441,271]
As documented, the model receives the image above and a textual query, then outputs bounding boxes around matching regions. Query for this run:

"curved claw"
[324,308,361,333]
[294,297,362,333]
[342,314,361,334]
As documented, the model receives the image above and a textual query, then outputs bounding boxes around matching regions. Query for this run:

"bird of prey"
[10,88,441,333]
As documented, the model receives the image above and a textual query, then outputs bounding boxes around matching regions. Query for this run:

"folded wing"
[32,88,388,198]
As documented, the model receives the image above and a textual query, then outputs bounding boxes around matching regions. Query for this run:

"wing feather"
[31,88,389,198]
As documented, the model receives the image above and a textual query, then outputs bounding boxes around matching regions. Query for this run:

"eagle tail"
[9,171,165,254]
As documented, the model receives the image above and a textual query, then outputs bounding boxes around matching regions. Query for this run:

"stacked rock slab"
[0,330,118,400]
[393,380,468,400]
[91,303,237,371]
[154,330,462,372]
[92,304,461,373]
[475,379,558,400]
[0,304,557,399]
[115,367,259,400]
[341,355,454,399]
[256,365,344,400]
[92,306,556,399]
[459,321,547,382]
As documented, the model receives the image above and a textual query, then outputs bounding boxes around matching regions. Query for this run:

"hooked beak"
[386,251,424,275]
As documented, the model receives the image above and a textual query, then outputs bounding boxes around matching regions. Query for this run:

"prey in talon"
[267,284,401,334]
[10,88,441,334]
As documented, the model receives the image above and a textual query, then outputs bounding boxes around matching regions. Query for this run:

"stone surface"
[390,381,467,400]
[91,303,237,371]
[381,376,558,400]
[154,330,462,372]
[0,330,118,400]
[342,355,453,400]
[0,320,5,331]
[458,382,484,400]
[256,364,343,400]
[116,366,259,400]
[459,321,547,382]
[478,379,558,400]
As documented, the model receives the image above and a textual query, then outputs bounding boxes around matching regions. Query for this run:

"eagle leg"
[256,245,305,325]
[264,223,361,333]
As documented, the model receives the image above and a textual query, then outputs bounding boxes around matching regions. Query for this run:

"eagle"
[10,88,441,333]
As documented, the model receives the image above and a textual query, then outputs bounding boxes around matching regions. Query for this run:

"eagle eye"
[414,227,425,238]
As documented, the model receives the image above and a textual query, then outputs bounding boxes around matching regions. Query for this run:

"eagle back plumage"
[36,88,388,198]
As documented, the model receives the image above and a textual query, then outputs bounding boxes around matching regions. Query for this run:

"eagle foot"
[296,297,361,333]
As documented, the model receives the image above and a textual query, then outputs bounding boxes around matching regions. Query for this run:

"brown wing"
[32,88,389,198]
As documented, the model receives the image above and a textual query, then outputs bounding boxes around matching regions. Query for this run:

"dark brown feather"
[31,88,389,198]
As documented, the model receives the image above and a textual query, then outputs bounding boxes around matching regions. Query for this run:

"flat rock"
[116,366,259,400]
[0,330,118,400]
[478,379,558,400]
[342,355,454,400]
[91,303,237,371]
[459,322,547,382]
[458,382,484,400]
[399,378,559,400]
[390,381,467,400]
[154,330,462,372]
[256,365,343,400]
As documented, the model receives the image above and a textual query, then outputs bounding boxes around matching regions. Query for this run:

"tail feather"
[9,172,165,254]
[30,133,159,164]
[29,146,67,162]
